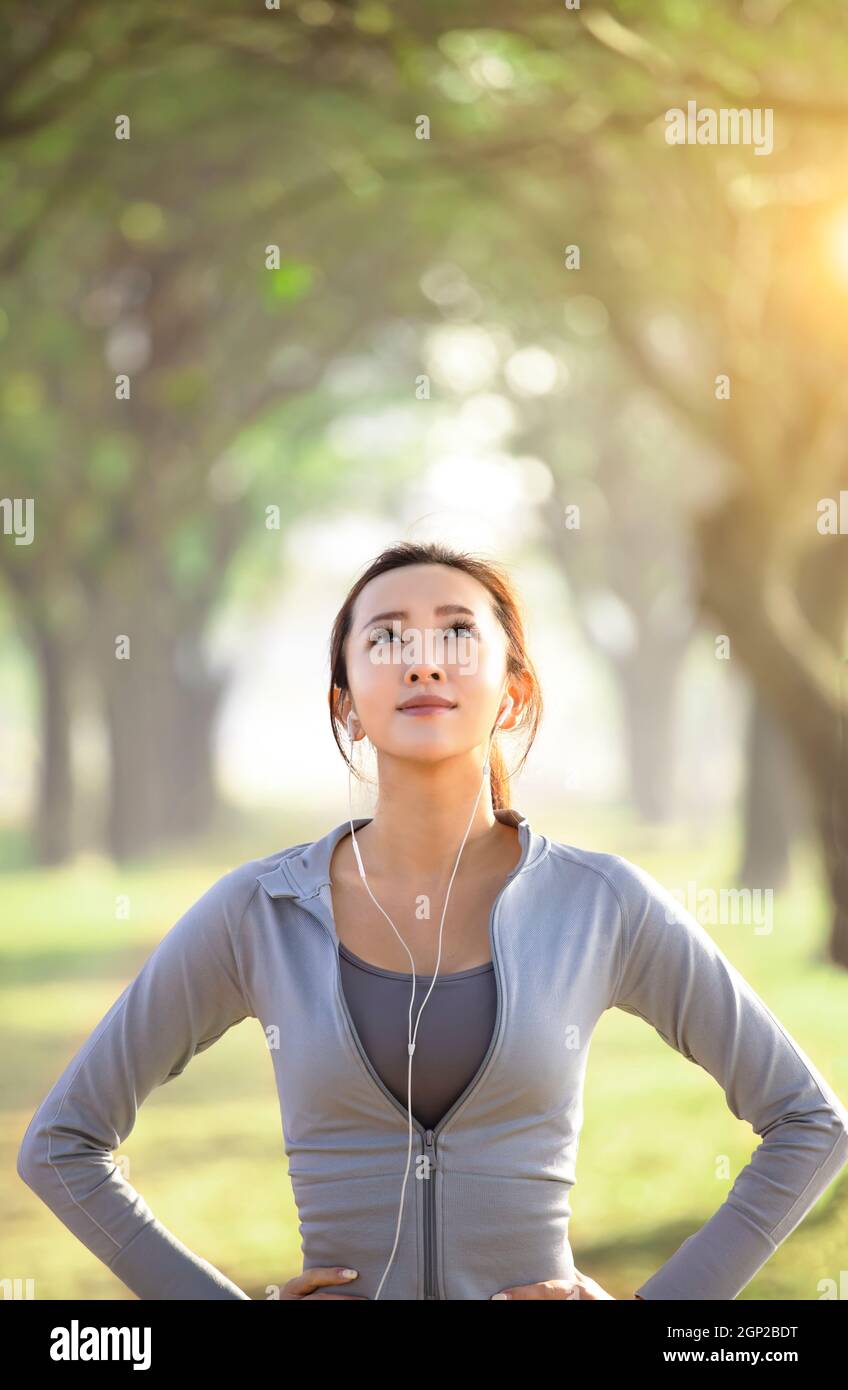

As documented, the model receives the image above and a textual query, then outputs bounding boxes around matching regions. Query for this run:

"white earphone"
[343,695,511,1298]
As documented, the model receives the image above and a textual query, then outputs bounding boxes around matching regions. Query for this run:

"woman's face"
[340,563,521,766]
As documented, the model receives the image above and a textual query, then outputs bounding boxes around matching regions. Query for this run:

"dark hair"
[327,540,543,810]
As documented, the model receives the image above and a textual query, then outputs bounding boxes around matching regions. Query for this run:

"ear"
[499,672,531,730]
[335,688,364,742]
[333,687,353,729]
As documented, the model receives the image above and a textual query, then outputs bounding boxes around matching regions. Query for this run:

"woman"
[17,540,848,1300]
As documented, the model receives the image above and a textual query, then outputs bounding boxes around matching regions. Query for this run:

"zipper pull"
[423,1128,437,1174]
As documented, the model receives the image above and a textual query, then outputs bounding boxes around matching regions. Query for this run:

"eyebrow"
[358,604,477,635]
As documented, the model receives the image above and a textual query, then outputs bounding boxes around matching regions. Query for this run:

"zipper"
[294,867,516,1299]
[422,1128,437,1299]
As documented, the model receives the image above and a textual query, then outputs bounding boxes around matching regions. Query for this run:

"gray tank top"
[338,940,497,1131]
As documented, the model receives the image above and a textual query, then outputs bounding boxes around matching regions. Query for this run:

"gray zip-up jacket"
[17,808,848,1300]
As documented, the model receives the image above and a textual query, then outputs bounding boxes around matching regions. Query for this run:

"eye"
[368,621,478,645]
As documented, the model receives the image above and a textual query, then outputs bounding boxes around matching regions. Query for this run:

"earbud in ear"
[496,698,513,728]
[347,710,359,740]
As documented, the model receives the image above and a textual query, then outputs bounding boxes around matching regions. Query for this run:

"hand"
[490,1267,615,1300]
[279,1266,369,1299]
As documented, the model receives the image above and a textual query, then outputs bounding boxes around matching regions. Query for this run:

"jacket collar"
[256,807,549,902]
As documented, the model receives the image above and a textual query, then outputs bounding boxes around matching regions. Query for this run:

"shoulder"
[215,840,313,909]
[545,838,686,939]
[168,843,313,939]
[220,830,339,917]
[546,838,649,910]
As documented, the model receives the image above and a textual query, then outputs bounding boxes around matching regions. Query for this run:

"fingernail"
[490,1292,510,1299]
[339,1268,358,1279]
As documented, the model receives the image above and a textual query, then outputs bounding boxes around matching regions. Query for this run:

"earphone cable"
[345,709,499,1299]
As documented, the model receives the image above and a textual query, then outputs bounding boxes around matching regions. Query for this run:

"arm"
[608,856,848,1301]
[17,866,258,1300]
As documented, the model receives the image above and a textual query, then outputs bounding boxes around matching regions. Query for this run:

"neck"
[351,751,504,881]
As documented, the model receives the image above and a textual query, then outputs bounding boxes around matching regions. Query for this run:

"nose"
[403,660,446,686]
[402,633,448,686]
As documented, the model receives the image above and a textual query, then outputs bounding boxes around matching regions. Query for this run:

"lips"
[398,694,457,712]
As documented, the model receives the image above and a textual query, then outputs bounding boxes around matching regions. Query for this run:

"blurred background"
[2,0,848,1300]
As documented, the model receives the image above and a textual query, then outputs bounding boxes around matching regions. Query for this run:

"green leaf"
[265,261,315,304]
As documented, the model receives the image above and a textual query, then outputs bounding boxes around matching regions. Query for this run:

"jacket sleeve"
[607,856,848,1301]
[16,866,258,1300]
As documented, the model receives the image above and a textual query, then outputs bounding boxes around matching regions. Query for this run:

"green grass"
[4,803,848,1300]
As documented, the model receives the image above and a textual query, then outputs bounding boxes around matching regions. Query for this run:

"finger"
[287,1266,360,1296]
[491,1282,570,1300]
[304,1292,370,1300]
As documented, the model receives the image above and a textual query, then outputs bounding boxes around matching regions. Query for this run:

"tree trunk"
[32,626,74,864]
[96,611,225,861]
[814,754,848,967]
[617,646,685,821]
[696,497,848,966]
[737,690,803,890]
[538,457,694,824]
[100,634,160,861]
[149,633,226,842]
